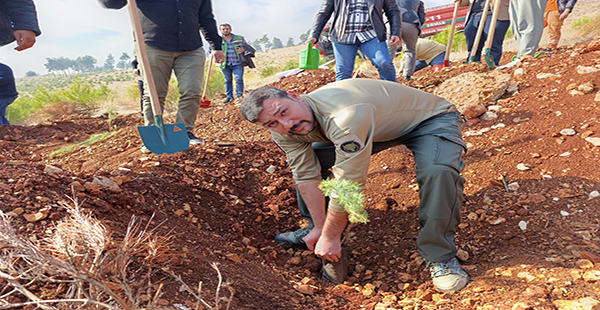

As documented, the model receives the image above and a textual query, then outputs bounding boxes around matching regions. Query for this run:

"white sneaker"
[426,257,470,291]
[140,145,151,154]
[187,132,205,145]
[496,58,520,70]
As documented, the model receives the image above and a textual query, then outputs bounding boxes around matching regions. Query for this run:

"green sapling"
[318,178,368,224]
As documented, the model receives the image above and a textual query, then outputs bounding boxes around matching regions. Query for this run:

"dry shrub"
[0,196,233,310]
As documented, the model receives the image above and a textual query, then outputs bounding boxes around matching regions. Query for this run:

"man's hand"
[306,38,317,45]
[13,30,36,51]
[303,227,322,251]
[314,236,342,262]
[213,50,225,63]
[559,9,571,20]
[389,35,402,47]
[235,46,244,54]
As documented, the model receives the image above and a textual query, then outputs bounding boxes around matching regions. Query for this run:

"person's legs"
[141,45,175,127]
[399,22,419,78]
[332,42,359,80]
[546,10,563,50]
[414,60,429,72]
[232,64,244,98]
[221,65,234,99]
[429,52,445,67]
[491,20,510,65]
[172,48,205,132]
[0,96,16,125]
[359,38,396,81]
[510,0,547,57]
[464,14,482,61]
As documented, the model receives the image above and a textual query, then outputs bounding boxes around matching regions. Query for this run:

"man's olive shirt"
[271,78,457,212]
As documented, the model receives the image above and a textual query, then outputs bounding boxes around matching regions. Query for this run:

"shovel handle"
[444,2,460,63]
[126,0,162,117]
[483,0,502,50]
[202,53,214,100]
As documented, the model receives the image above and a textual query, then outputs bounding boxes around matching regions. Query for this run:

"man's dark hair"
[219,23,231,29]
[239,87,289,123]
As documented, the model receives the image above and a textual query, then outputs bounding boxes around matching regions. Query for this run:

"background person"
[457,0,510,65]
[219,23,247,104]
[239,78,470,292]
[397,38,446,74]
[307,0,402,82]
[542,0,578,51]
[396,0,426,80]
[99,0,225,150]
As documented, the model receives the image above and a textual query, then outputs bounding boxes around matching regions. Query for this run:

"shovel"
[443,2,460,67]
[126,0,188,154]
[482,0,502,68]
[468,0,492,63]
[200,54,214,107]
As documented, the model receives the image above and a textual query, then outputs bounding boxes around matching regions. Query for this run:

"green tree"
[25,71,37,77]
[117,52,131,69]
[251,39,263,52]
[258,34,270,51]
[272,37,283,49]
[299,29,310,44]
[103,54,115,70]
[286,37,295,47]
[73,55,97,72]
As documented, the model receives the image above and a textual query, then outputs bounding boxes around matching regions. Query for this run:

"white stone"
[576,65,600,74]
[579,84,595,94]
[570,89,585,96]
[560,210,570,216]
[542,174,553,180]
[488,105,503,111]
[266,165,277,174]
[479,127,491,133]
[560,128,576,136]
[508,182,520,191]
[93,176,120,191]
[506,84,519,93]
[513,68,524,75]
[491,123,506,129]
[536,72,560,79]
[585,137,600,146]
[518,221,528,231]
[595,92,600,102]
[464,130,483,136]
[480,112,498,121]
[559,152,571,157]
[516,163,530,171]
[589,191,600,200]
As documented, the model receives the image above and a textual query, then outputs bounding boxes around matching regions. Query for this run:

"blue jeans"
[464,13,510,65]
[332,38,396,81]
[221,64,244,98]
[0,96,16,125]
[414,52,445,72]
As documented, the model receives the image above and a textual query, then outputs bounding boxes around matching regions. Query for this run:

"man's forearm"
[322,208,348,241]
[297,180,327,229]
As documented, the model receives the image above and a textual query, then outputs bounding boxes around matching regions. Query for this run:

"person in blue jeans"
[458,0,510,65]
[410,38,447,73]
[307,0,402,81]
[0,63,17,125]
[219,24,247,104]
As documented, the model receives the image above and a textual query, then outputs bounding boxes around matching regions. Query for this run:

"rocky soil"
[1,37,600,309]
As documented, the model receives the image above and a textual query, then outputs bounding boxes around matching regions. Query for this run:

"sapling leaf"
[319,178,368,224]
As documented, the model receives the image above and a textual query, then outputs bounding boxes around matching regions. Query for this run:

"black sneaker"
[187,131,204,145]
[222,97,234,104]
[274,226,311,248]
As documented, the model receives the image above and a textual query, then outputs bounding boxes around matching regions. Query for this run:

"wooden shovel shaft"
[470,0,492,60]
[201,53,214,100]
[444,2,460,62]
[483,0,503,50]
[126,0,162,117]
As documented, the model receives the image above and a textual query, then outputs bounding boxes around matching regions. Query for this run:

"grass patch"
[428,27,468,53]
[571,15,600,40]
[48,131,119,158]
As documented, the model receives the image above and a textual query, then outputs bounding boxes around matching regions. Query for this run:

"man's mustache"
[289,120,309,134]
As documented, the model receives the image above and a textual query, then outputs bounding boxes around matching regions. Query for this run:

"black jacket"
[98,0,222,52]
[0,0,42,47]
[310,0,401,44]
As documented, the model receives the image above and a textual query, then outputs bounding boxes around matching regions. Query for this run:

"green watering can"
[299,41,320,69]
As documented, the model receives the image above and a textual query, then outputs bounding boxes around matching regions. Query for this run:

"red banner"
[421,4,469,37]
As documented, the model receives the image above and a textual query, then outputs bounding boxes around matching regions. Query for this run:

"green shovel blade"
[483,48,495,68]
[137,116,189,154]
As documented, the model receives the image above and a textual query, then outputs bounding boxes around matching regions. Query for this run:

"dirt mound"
[1,37,600,309]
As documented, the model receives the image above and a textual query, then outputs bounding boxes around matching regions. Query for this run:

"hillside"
[2,28,600,310]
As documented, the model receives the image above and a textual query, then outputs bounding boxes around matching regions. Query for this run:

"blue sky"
[0,0,449,78]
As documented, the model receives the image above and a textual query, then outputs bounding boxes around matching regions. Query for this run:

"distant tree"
[299,29,311,44]
[44,57,74,75]
[258,34,270,51]
[75,55,97,72]
[25,71,37,77]
[251,39,263,52]
[117,52,131,69]
[272,37,283,49]
[103,54,115,70]
[286,38,295,47]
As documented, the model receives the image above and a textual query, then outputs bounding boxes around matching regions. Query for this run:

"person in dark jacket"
[396,0,425,80]
[1,0,41,126]
[98,0,225,151]
[307,0,402,82]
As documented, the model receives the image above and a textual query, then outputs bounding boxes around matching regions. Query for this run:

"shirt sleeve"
[272,135,323,185]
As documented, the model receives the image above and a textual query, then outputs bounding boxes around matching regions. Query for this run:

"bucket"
[299,41,320,69]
